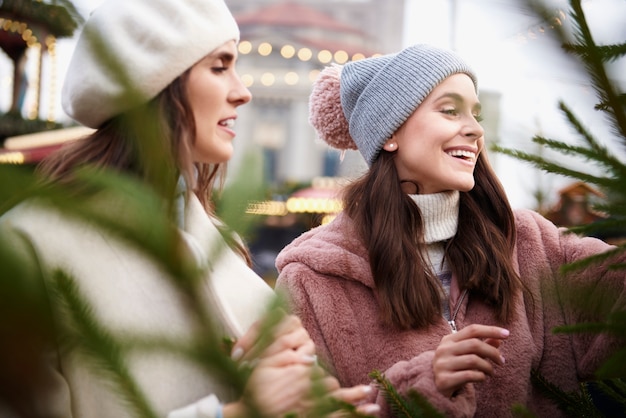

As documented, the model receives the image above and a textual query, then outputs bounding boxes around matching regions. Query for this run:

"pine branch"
[596,349,626,380]
[50,269,158,418]
[566,1,626,140]
[38,168,223,338]
[556,102,626,178]
[591,378,626,413]
[552,321,624,336]
[510,404,538,418]
[532,136,605,161]
[491,145,615,188]
[369,370,445,418]
[592,201,626,215]
[531,135,622,176]
[563,43,626,63]
[524,0,626,143]
[531,370,603,417]
[596,93,626,113]
[0,165,44,215]
[559,246,624,274]
[566,219,626,240]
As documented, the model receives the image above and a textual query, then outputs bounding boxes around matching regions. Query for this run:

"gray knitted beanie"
[309,44,477,165]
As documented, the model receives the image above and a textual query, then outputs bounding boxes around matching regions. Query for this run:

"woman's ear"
[383,138,397,152]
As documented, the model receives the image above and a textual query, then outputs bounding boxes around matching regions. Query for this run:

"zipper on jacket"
[448,289,468,333]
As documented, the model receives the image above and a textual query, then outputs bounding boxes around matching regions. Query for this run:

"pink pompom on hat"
[308,64,358,153]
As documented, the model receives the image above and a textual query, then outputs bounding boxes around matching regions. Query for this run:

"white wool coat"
[1,194,274,418]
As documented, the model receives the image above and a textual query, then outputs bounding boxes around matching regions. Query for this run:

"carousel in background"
[0,0,82,165]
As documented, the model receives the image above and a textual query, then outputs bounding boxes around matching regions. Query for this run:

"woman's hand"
[226,314,322,416]
[232,313,315,363]
[228,314,380,416]
[433,324,509,398]
[329,385,381,417]
[240,349,336,416]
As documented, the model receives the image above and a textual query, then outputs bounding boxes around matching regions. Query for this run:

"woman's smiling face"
[186,40,252,164]
[383,73,485,194]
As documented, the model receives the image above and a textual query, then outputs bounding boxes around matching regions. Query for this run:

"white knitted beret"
[62,0,239,128]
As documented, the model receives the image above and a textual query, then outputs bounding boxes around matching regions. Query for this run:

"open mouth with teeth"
[446,150,476,162]
[219,119,235,128]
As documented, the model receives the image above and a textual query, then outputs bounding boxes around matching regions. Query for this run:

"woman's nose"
[231,76,252,106]
[464,115,484,138]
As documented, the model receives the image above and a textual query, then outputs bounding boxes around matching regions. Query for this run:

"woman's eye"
[474,114,484,122]
[212,67,228,74]
[441,108,458,116]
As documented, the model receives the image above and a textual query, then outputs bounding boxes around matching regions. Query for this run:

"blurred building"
[543,181,625,245]
[543,182,606,228]
[223,0,405,278]
[226,0,405,186]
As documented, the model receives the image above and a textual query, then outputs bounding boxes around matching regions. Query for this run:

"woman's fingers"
[439,324,508,364]
[331,384,372,404]
[231,319,262,360]
[232,314,313,362]
[441,353,497,376]
[329,385,380,417]
[245,360,341,416]
[449,324,510,342]
[245,363,315,415]
[485,337,503,349]
[260,324,314,358]
[253,346,317,368]
[434,366,491,396]
[433,324,509,397]
[444,337,505,366]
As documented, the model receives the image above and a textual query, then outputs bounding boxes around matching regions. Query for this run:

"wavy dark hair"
[343,149,523,329]
[38,70,251,265]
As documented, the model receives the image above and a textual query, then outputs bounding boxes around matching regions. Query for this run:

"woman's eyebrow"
[220,52,235,63]
[217,52,235,62]
[210,51,235,64]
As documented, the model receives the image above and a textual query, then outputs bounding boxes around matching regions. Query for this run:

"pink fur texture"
[308,64,358,151]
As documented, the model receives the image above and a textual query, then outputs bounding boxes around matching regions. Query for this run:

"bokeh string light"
[237,40,381,88]
[513,9,566,44]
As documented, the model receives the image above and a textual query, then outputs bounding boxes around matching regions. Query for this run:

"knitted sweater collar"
[409,190,459,243]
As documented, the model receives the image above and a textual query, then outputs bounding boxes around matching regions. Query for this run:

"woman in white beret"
[0,0,379,417]
[275,44,625,417]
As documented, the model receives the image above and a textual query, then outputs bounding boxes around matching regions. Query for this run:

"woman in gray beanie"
[0,0,380,417]
[275,44,625,417]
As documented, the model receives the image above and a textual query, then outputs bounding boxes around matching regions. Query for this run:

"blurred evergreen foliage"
[492,0,626,416]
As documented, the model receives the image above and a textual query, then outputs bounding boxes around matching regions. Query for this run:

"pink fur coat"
[275,209,625,417]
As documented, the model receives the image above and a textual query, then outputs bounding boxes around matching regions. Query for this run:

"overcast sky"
[2,0,624,209]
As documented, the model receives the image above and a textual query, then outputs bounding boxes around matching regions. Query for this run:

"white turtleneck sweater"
[409,190,460,321]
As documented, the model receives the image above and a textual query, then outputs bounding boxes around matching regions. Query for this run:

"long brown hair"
[344,150,522,329]
[38,70,251,264]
